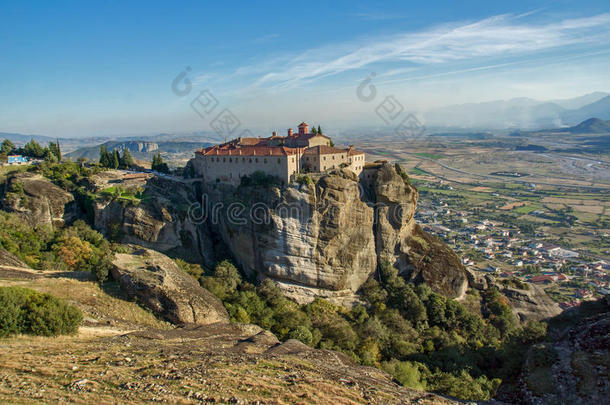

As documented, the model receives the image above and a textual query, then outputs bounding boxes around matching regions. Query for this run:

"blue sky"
[1,0,610,137]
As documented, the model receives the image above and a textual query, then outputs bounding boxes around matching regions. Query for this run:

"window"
[277,158,281,163]
[229,158,232,162]
[223,158,226,162]
[306,157,309,161]
[249,158,252,163]
[255,158,258,163]
[242,158,245,162]
[323,156,326,161]
[264,158,267,163]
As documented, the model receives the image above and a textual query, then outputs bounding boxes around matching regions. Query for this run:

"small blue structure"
[7,155,28,164]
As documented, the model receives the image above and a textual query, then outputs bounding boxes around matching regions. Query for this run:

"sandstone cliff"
[0,172,78,228]
[92,163,468,303]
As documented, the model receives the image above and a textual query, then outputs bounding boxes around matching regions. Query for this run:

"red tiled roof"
[201,145,300,157]
[302,145,349,155]
[298,122,308,127]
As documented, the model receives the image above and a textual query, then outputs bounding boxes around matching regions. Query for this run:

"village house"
[192,122,366,185]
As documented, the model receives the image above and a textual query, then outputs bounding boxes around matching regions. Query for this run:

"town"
[414,179,609,309]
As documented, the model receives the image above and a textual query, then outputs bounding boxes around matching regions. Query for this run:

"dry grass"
[0,273,170,330]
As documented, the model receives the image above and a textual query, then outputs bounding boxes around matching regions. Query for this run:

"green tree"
[23,139,45,158]
[1,139,15,155]
[317,125,322,134]
[48,141,62,162]
[120,148,134,169]
[112,149,120,169]
[99,145,112,167]
[151,152,169,173]
[311,126,317,134]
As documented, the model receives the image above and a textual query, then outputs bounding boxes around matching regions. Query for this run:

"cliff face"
[0,172,79,228]
[92,163,468,303]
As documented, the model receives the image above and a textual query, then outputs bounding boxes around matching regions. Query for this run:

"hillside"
[0,161,573,402]
[65,140,211,162]
[0,268,456,405]
[565,117,610,133]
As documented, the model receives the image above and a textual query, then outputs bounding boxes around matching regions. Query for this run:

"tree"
[311,126,317,134]
[151,152,169,173]
[23,139,45,158]
[120,148,134,169]
[1,139,15,156]
[99,145,112,167]
[317,125,322,134]
[112,149,120,169]
[48,141,61,162]
[43,148,58,163]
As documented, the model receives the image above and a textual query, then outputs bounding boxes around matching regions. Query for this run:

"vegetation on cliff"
[177,258,547,401]
[0,213,113,281]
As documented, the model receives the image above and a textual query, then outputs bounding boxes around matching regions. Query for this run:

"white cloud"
[233,13,610,90]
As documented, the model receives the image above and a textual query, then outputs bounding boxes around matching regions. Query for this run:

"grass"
[413,152,444,160]
[100,186,143,203]
[0,275,170,330]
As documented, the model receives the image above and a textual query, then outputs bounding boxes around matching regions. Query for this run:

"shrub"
[295,174,314,186]
[0,287,82,337]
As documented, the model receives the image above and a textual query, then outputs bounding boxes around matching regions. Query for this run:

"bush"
[295,174,314,186]
[0,287,82,337]
[240,171,282,188]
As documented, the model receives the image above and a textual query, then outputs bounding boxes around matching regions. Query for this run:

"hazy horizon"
[2,1,610,137]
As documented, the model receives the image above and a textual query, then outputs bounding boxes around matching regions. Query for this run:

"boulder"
[110,247,229,325]
[498,282,562,322]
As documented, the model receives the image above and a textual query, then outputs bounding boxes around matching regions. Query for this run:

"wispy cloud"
[232,13,610,90]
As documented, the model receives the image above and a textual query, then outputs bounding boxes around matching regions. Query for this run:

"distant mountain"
[66,140,212,161]
[0,131,220,154]
[561,96,610,125]
[550,92,609,109]
[424,92,610,129]
[563,117,610,134]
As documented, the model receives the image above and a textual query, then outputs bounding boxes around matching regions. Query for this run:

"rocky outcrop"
[0,247,30,268]
[499,282,562,322]
[0,172,78,228]
[93,177,217,267]
[94,164,468,304]
[110,247,229,325]
[516,297,609,404]
[467,270,562,322]
[208,169,377,296]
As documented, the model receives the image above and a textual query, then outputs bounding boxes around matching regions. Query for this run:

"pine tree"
[1,139,15,156]
[112,149,120,169]
[99,145,110,167]
[120,148,134,169]
[24,139,45,158]
[48,141,61,162]
[311,126,317,134]
[317,125,322,134]
[151,152,169,174]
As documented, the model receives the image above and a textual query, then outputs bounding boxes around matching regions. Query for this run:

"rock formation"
[94,163,468,304]
[110,247,229,325]
[499,282,562,322]
[0,172,78,228]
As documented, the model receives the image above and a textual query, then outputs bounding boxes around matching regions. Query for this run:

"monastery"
[193,122,365,185]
